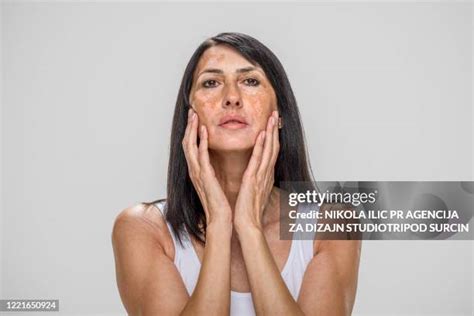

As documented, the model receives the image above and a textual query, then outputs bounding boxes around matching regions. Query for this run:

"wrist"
[206,210,233,228]
[234,218,263,236]
[206,219,233,238]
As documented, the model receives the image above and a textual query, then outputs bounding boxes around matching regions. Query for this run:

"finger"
[198,125,213,174]
[182,108,195,163]
[257,113,275,176]
[185,111,200,169]
[182,108,193,144]
[188,111,198,149]
[270,111,280,168]
[245,131,266,176]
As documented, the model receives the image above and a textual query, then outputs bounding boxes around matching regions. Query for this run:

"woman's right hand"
[182,108,232,227]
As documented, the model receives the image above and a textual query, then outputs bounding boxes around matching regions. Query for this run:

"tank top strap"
[153,200,182,264]
[294,202,319,264]
[153,200,202,295]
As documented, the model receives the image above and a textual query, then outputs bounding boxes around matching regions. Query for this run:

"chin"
[209,138,254,152]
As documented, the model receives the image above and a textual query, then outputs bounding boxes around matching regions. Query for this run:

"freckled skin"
[189,44,278,152]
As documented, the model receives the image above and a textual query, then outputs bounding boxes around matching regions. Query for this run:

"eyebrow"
[197,66,259,77]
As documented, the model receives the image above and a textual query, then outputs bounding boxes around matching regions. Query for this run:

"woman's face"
[189,44,278,152]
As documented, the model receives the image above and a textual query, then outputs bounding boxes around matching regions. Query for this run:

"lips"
[218,115,249,129]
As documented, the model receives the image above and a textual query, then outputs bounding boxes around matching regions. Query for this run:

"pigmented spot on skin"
[189,44,278,152]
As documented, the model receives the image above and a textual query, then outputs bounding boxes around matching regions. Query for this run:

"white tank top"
[154,200,317,316]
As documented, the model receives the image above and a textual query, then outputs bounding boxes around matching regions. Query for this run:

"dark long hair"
[146,32,316,246]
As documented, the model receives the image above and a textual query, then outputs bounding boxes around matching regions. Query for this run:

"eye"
[243,78,260,86]
[202,79,219,88]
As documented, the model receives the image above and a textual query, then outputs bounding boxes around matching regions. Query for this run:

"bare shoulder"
[111,202,188,315]
[112,202,175,260]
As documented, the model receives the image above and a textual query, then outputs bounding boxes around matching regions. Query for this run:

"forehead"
[194,44,259,74]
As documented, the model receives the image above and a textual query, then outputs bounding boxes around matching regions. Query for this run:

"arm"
[235,224,362,316]
[111,109,235,315]
[112,204,232,316]
[234,111,302,314]
[179,220,232,315]
[236,224,305,315]
[234,111,362,315]
[179,109,235,314]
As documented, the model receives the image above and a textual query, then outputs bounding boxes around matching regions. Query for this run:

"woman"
[112,32,361,316]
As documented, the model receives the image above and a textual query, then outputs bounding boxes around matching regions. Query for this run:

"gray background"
[1,1,473,315]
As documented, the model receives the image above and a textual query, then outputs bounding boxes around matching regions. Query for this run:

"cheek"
[192,95,221,124]
[196,110,213,126]
[246,98,274,130]
[193,105,217,125]
[193,89,220,107]
[244,86,276,118]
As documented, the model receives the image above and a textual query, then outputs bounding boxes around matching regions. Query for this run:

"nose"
[222,83,242,108]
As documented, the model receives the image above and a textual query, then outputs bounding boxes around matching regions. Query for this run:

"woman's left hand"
[234,110,280,232]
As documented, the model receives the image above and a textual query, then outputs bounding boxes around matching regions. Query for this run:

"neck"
[208,149,280,228]
[208,149,252,209]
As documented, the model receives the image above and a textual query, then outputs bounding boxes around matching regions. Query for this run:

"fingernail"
[269,117,274,126]
[192,112,196,120]
[188,108,192,117]
[274,110,278,118]
[201,125,205,134]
